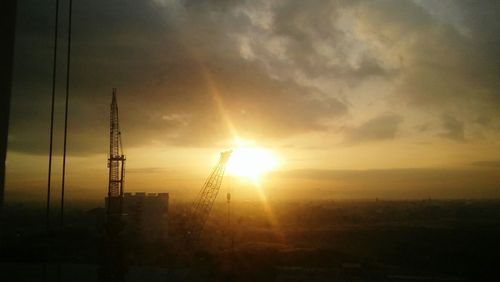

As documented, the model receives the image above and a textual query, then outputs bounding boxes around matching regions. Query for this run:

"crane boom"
[187,150,232,242]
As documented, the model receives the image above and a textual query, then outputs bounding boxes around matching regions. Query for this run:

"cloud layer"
[9,0,500,156]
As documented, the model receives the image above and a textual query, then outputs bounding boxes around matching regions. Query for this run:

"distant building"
[106,192,169,242]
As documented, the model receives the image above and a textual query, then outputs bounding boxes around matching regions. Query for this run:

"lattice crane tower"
[107,88,125,216]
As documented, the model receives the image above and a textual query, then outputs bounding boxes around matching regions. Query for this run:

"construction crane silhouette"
[107,88,126,218]
[100,88,127,282]
[186,150,232,243]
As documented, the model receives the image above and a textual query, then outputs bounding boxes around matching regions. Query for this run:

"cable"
[47,0,59,241]
[45,1,59,281]
[60,0,73,227]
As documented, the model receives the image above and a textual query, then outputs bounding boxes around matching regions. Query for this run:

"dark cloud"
[239,0,500,133]
[269,167,500,198]
[8,0,500,156]
[470,160,500,168]
[270,0,393,81]
[344,114,403,144]
[439,114,465,142]
[127,167,170,174]
[357,0,500,113]
[271,167,497,181]
[10,0,347,155]
[415,123,430,132]
[473,116,492,126]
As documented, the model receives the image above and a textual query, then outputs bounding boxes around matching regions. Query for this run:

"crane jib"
[186,150,232,243]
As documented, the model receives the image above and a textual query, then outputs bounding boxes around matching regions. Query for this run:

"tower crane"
[106,88,125,219]
[100,89,127,282]
[186,150,232,243]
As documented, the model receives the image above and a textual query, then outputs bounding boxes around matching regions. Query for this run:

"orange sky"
[5,0,500,204]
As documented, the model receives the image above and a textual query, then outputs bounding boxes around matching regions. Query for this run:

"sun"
[226,146,278,180]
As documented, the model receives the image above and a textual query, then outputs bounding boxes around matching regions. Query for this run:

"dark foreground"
[2,199,500,281]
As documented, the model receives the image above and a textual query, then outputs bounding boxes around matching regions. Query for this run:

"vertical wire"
[47,0,59,242]
[45,0,60,280]
[60,0,73,227]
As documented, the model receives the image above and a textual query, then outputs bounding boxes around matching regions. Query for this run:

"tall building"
[120,192,169,242]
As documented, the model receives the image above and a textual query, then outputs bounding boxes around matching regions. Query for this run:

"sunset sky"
[6,0,500,203]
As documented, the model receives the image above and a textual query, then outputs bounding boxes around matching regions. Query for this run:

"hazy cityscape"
[2,199,500,281]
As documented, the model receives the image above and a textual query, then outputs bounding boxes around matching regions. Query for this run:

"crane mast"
[107,88,125,217]
[187,150,232,243]
[101,89,127,281]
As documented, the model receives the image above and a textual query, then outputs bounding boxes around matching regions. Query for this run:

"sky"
[6,0,500,204]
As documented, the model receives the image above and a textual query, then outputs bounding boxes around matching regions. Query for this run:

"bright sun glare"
[226,146,278,180]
